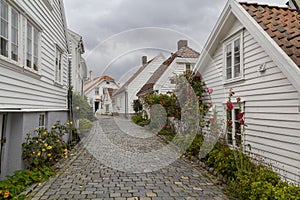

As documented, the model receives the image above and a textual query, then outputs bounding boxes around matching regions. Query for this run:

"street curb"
[22,125,96,199]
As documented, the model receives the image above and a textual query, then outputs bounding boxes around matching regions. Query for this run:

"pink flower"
[210,118,216,123]
[207,102,213,108]
[240,119,245,125]
[236,97,241,102]
[226,101,233,110]
[227,120,233,127]
[161,99,165,105]
[237,112,244,119]
[197,96,201,100]
[162,125,166,129]
[206,88,213,94]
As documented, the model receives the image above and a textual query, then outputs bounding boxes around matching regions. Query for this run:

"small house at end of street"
[84,73,119,115]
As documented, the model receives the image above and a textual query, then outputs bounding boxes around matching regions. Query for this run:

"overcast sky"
[64,0,286,84]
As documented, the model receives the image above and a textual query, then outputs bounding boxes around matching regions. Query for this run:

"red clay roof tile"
[241,2,300,68]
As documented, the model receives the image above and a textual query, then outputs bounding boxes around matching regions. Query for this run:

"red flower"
[227,120,233,127]
[194,75,201,81]
[161,99,165,105]
[237,112,244,119]
[162,125,166,129]
[210,118,216,123]
[226,101,233,110]
[207,102,213,108]
[236,97,241,102]
[197,96,201,100]
[206,88,213,94]
[240,119,245,125]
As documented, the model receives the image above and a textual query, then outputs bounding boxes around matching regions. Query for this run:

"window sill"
[0,58,41,79]
[53,81,64,88]
[223,77,245,85]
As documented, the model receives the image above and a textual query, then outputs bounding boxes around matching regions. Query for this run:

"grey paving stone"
[26,116,228,199]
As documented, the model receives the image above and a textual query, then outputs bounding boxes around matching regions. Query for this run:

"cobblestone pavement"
[27,116,228,200]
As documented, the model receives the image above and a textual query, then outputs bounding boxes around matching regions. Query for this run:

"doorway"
[0,114,6,174]
[94,102,99,112]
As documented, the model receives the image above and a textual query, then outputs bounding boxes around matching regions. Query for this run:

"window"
[95,87,99,95]
[224,36,242,81]
[227,103,244,147]
[186,64,191,72]
[55,47,62,82]
[26,22,39,71]
[39,113,46,128]
[11,9,18,61]
[0,0,8,57]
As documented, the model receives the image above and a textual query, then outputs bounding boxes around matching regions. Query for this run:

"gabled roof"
[195,0,300,92]
[83,75,114,93]
[240,2,300,67]
[137,46,199,96]
[112,57,155,96]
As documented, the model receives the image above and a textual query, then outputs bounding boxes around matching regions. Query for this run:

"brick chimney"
[142,56,147,65]
[178,40,188,50]
[89,70,93,80]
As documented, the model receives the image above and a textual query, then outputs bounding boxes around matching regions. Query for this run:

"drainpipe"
[125,85,128,119]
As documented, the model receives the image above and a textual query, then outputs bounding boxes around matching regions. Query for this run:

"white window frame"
[223,32,244,83]
[38,113,46,128]
[55,45,63,83]
[25,20,40,72]
[226,102,244,148]
[0,1,21,63]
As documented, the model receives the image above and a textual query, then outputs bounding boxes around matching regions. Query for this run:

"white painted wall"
[155,57,198,94]
[0,0,69,110]
[199,17,300,183]
[85,80,119,113]
[114,54,165,114]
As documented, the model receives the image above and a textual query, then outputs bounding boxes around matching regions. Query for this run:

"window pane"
[26,23,32,68]
[0,37,7,57]
[234,39,241,78]
[226,44,232,79]
[1,20,8,38]
[0,0,8,20]
[11,10,18,61]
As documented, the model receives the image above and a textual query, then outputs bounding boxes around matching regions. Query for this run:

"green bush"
[72,93,95,121]
[131,114,150,127]
[22,121,69,168]
[0,166,54,199]
[79,118,93,130]
[205,143,300,199]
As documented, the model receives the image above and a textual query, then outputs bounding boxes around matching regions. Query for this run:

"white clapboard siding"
[0,0,68,110]
[126,55,165,113]
[157,58,199,94]
[200,16,300,183]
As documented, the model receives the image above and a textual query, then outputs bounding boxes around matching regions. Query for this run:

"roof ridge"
[239,2,297,11]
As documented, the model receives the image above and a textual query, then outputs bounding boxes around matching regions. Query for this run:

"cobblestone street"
[27,116,228,199]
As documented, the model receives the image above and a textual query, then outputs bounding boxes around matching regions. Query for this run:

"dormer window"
[224,34,243,82]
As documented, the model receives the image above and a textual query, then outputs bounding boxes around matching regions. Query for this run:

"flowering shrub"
[0,166,54,200]
[22,121,70,168]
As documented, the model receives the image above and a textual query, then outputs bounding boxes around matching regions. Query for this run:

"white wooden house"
[137,40,200,96]
[84,74,119,114]
[0,0,69,179]
[113,54,165,116]
[68,29,87,95]
[195,0,300,183]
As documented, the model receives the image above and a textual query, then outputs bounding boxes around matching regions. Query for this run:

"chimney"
[178,40,188,50]
[89,70,93,80]
[142,56,147,65]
